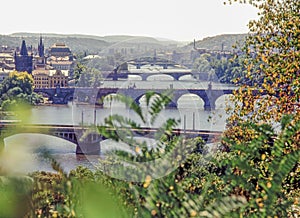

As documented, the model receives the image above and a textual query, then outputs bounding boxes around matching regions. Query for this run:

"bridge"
[34,85,235,110]
[103,57,193,81]
[0,123,222,155]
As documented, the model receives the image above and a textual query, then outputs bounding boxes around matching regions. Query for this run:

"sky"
[1,0,258,42]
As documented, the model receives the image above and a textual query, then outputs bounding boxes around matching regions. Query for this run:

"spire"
[38,35,44,57]
[20,40,28,56]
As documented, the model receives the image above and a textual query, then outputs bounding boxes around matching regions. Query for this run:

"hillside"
[1,33,181,54]
[0,33,247,55]
[192,34,247,51]
[1,33,108,54]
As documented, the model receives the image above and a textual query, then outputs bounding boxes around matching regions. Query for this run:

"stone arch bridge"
[34,86,235,110]
[102,57,193,81]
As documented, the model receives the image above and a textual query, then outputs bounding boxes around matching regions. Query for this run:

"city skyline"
[1,0,258,42]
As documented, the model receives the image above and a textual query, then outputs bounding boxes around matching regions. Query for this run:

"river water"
[3,79,234,174]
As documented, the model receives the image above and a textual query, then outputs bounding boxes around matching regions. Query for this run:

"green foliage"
[211,54,247,84]
[223,3,300,216]
[0,176,33,217]
[226,0,300,123]
[221,116,300,217]
[97,90,179,164]
[0,94,299,217]
[193,54,214,74]
[75,65,103,88]
[26,158,133,217]
[0,71,43,110]
[192,52,247,84]
[73,62,86,85]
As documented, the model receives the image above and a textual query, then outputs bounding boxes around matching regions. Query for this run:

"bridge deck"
[1,123,222,138]
[0,122,223,154]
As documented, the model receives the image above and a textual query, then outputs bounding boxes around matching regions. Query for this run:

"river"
[3,79,234,174]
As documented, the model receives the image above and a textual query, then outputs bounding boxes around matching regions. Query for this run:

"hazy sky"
[2,0,258,41]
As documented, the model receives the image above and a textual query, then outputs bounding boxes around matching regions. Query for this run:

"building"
[49,69,68,88]
[47,42,75,76]
[31,37,70,88]
[32,68,50,88]
[0,46,15,81]
[14,40,33,74]
[49,43,72,57]
[48,56,74,71]
[32,68,68,88]
[0,46,15,71]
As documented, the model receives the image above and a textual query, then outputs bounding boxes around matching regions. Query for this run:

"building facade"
[14,40,33,74]
[32,69,68,88]
[49,70,68,88]
[32,68,50,88]
[49,43,72,57]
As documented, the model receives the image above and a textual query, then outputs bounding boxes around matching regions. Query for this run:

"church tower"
[38,35,44,58]
[36,35,46,66]
[15,39,33,74]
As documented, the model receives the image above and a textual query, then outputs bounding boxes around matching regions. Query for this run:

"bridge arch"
[177,93,204,108]
[36,91,51,99]
[128,75,142,81]
[178,74,197,81]
[138,92,165,107]
[147,74,175,81]
[34,88,56,97]
[215,94,234,109]
[4,133,77,153]
[2,124,104,155]
[63,93,74,103]
[102,93,126,108]
[36,91,52,103]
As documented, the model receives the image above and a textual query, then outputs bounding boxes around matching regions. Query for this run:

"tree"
[193,54,216,81]
[224,0,300,143]
[0,71,43,110]
[222,0,300,216]
[73,62,86,85]
[208,54,247,84]
[226,0,300,124]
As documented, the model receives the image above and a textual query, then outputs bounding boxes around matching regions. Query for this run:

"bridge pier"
[169,73,180,81]
[75,142,100,155]
[166,101,177,108]
[204,101,216,111]
[51,127,103,155]
[141,74,148,81]
[74,131,102,155]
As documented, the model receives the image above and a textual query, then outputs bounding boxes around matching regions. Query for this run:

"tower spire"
[20,40,28,56]
[38,35,44,57]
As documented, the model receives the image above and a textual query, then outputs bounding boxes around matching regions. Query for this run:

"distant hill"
[185,34,247,51]
[10,32,178,44]
[1,33,181,54]
[0,32,247,55]
[1,33,109,54]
